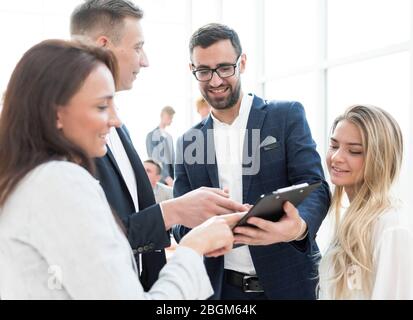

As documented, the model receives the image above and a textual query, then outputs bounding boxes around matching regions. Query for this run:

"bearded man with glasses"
[173,23,331,300]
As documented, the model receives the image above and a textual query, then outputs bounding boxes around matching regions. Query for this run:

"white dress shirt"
[0,161,213,299]
[318,205,413,299]
[212,93,256,275]
[153,182,174,203]
[106,127,139,212]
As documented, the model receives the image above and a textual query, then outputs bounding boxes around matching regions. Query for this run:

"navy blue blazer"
[173,95,330,299]
[95,126,169,291]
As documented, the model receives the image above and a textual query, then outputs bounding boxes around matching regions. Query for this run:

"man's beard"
[203,81,242,110]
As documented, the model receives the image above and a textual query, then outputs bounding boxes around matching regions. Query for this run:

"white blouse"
[0,161,213,300]
[319,206,413,299]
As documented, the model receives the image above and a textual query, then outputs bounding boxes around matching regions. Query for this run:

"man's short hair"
[144,159,162,175]
[70,0,143,44]
[189,23,242,58]
[161,106,175,117]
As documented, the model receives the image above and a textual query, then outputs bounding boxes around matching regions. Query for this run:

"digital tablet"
[233,181,322,229]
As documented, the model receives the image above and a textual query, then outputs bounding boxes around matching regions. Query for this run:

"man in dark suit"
[173,23,331,299]
[70,1,247,291]
[146,106,175,186]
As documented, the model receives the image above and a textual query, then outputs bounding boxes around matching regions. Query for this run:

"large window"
[327,53,410,134]
[265,72,321,146]
[327,0,410,59]
[259,0,413,251]
[264,0,319,75]
[263,0,323,154]
[0,0,83,93]
[109,0,192,158]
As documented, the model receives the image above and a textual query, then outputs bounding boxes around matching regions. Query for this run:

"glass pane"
[264,72,324,155]
[327,52,410,145]
[117,22,189,159]
[192,0,222,30]
[0,0,83,92]
[42,15,72,39]
[264,0,318,75]
[139,0,187,24]
[0,13,44,93]
[41,0,83,15]
[328,0,410,59]
[327,52,412,224]
[223,0,259,95]
[2,0,45,13]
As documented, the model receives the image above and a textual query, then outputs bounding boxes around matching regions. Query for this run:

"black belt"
[225,270,264,293]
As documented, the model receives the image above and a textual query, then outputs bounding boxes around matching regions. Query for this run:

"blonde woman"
[319,105,413,299]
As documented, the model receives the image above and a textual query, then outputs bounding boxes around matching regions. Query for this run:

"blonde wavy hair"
[321,105,403,299]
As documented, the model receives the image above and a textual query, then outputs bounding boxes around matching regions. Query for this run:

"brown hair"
[70,0,143,44]
[189,23,242,58]
[144,158,162,175]
[0,39,118,206]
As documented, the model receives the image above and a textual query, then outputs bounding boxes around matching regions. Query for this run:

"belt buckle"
[242,275,263,293]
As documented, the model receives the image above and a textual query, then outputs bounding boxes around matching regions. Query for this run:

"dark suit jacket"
[95,125,169,291]
[146,127,175,181]
[173,95,330,299]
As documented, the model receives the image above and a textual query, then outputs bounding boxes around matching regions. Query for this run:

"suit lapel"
[201,116,220,188]
[242,96,268,201]
[103,145,134,207]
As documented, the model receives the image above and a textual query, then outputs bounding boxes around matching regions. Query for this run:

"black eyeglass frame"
[191,55,242,82]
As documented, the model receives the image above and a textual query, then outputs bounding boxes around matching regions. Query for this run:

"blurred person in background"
[196,96,211,120]
[146,106,175,186]
[143,159,173,203]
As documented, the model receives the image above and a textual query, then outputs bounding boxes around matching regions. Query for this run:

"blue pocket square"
[260,136,278,151]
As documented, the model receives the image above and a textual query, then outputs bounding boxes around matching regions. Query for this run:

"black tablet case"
[234,181,322,228]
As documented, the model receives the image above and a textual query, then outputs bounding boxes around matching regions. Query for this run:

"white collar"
[211,93,254,128]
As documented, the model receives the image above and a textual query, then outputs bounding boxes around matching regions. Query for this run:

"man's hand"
[161,187,248,230]
[232,201,307,246]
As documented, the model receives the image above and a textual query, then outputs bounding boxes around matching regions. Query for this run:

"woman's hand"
[180,212,246,257]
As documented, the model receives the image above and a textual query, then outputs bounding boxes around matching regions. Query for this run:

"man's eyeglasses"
[192,55,241,82]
